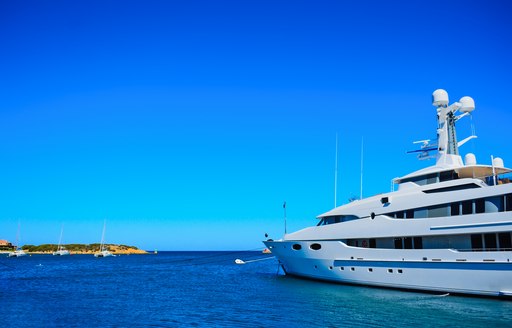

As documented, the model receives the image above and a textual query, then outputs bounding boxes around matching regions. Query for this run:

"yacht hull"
[264,240,512,297]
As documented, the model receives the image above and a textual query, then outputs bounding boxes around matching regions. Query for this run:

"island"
[21,244,148,255]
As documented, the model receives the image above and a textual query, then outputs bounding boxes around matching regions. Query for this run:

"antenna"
[283,201,287,235]
[360,136,364,200]
[334,133,338,208]
[491,155,497,185]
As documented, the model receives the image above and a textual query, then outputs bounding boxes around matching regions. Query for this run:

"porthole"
[292,244,302,250]
[340,267,345,271]
[368,268,373,272]
[351,267,355,271]
[329,266,333,270]
[388,269,393,273]
[310,243,322,251]
[398,269,403,274]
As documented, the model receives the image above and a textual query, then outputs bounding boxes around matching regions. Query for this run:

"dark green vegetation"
[21,244,139,252]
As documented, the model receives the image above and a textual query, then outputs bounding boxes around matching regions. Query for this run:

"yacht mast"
[57,224,64,251]
[433,89,475,167]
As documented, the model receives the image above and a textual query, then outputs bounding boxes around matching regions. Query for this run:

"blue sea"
[1,251,511,327]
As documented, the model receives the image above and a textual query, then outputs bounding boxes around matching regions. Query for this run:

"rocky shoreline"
[18,243,149,255]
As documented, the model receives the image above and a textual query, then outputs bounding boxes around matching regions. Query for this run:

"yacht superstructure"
[264,89,512,297]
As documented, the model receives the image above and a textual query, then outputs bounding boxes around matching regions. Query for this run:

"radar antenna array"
[407,139,438,160]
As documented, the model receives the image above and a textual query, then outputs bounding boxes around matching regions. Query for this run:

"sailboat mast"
[100,220,106,251]
[16,220,20,251]
[57,224,64,251]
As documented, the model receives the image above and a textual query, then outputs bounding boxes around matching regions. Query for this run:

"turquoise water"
[1,252,511,327]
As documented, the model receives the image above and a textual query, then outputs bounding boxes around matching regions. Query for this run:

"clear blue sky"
[1,1,511,250]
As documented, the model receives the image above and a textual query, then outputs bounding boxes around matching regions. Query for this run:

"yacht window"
[310,243,322,251]
[498,233,512,250]
[404,237,413,249]
[318,215,359,226]
[427,174,438,184]
[484,233,497,251]
[414,208,427,219]
[486,196,503,213]
[506,194,512,211]
[451,202,460,216]
[369,238,376,248]
[292,244,302,250]
[413,237,423,249]
[428,204,449,218]
[323,217,335,225]
[462,200,473,215]
[396,211,404,219]
[440,170,458,182]
[471,234,483,251]
[423,183,480,194]
[405,210,414,219]
[401,173,439,186]
[394,238,403,249]
[475,198,485,214]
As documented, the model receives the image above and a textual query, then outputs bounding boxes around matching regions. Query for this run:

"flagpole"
[334,132,338,208]
[360,136,364,200]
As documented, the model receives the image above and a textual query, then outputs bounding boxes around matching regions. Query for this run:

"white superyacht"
[264,89,512,297]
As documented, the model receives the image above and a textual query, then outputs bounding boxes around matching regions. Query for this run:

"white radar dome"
[465,153,477,166]
[432,89,449,107]
[459,96,475,113]
[493,157,504,168]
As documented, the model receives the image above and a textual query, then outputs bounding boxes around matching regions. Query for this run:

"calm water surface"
[1,252,511,327]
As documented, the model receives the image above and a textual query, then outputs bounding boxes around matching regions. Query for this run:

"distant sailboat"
[53,225,70,256]
[8,221,27,258]
[94,220,115,258]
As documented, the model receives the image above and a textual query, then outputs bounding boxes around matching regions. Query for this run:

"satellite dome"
[465,153,477,166]
[432,89,449,107]
[460,96,475,113]
[493,157,504,168]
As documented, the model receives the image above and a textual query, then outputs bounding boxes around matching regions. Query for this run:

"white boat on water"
[94,249,114,258]
[94,220,115,258]
[53,225,70,256]
[53,247,70,256]
[264,89,512,297]
[8,249,27,258]
[8,221,27,258]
